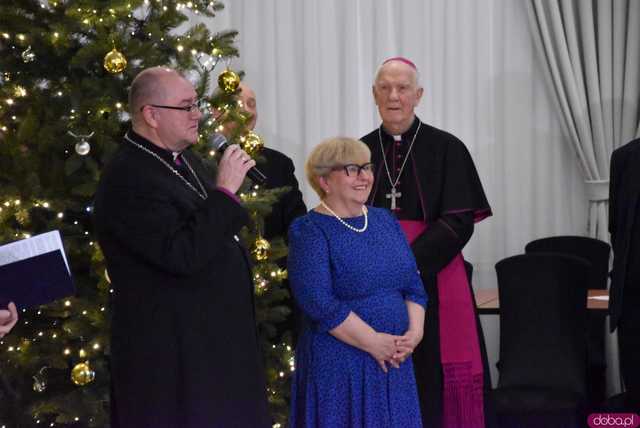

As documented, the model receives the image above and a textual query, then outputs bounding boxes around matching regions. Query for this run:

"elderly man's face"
[238,83,257,130]
[373,61,423,134]
[154,74,202,151]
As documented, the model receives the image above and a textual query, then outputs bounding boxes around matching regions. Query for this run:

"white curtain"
[527,0,640,242]
[527,0,640,395]
[193,0,588,386]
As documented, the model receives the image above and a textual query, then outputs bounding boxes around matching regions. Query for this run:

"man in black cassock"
[361,57,493,428]
[235,83,307,242]
[94,67,270,428]
[609,138,640,411]
[232,83,307,342]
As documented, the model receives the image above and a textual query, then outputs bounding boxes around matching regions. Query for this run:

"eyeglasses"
[141,99,204,113]
[331,163,375,177]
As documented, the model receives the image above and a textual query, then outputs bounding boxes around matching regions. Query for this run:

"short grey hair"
[305,137,371,199]
[373,60,421,88]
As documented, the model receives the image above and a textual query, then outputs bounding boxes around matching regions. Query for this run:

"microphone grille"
[210,133,227,149]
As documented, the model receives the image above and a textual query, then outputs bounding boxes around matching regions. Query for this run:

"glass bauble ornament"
[71,362,95,386]
[251,237,271,261]
[241,131,264,157]
[217,69,240,94]
[75,140,90,156]
[103,48,127,74]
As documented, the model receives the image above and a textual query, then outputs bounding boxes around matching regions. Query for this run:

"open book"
[0,230,75,310]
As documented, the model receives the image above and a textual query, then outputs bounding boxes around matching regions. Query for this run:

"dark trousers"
[619,281,640,410]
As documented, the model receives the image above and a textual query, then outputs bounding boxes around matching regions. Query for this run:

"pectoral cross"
[386,187,402,210]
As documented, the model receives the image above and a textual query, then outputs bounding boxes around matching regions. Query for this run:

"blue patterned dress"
[288,207,427,428]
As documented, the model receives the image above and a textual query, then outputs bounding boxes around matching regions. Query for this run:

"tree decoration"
[103,47,127,74]
[13,85,27,97]
[251,236,271,261]
[217,68,240,94]
[68,130,94,156]
[241,131,264,157]
[21,46,35,63]
[32,367,48,392]
[70,361,95,386]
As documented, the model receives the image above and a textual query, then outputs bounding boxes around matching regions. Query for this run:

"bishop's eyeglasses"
[331,163,375,177]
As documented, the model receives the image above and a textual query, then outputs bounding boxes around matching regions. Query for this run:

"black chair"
[525,236,610,409]
[524,236,610,291]
[464,259,473,284]
[492,253,589,427]
[464,259,499,427]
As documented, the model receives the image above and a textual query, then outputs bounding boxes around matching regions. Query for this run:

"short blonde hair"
[305,137,371,199]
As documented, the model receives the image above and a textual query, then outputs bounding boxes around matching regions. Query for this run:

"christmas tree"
[0,1,293,426]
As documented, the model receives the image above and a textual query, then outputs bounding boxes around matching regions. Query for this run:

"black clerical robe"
[362,116,493,428]
[258,147,307,241]
[94,131,270,428]
[609,138,640,407]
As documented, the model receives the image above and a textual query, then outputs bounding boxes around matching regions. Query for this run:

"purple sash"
[399,219,485,428]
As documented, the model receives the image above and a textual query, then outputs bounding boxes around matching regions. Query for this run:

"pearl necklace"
[124,134,208,200]
[319,200,368,233]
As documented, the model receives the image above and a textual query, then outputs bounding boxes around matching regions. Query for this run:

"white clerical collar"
[393,135,402,141]
[172,152,181,161]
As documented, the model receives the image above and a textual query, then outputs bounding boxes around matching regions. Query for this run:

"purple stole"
[399,219,485,428]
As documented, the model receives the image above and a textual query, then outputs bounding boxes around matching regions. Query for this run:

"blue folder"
[0,250,75,310]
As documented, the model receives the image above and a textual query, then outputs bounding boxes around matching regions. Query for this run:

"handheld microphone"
[210,133,267,185]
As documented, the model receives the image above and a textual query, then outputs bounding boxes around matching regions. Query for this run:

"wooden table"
[475,288,609,314]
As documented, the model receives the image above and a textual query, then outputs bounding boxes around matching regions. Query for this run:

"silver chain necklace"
[124,134,208,200]
[319,200,368,233]
[377,121,422,210]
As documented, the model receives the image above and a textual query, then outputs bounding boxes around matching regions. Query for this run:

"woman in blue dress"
[288,137,427,427]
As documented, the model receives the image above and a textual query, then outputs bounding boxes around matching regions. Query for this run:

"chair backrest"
[495,253,589,397]
[525,236,610,290]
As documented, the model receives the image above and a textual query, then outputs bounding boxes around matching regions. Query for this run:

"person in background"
[288,137,427,427]
[609,137,640,411]
[224,82,307,343]
[361,57,493,428]
[235,82,307,243]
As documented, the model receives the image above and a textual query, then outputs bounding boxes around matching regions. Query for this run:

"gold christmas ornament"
[254,274,267,296]
[217,68,240,94]
[15,208,30,225]
[241,131,264,157]
[251,237,271,261]
[276,268,288,281]
[71,361,95,386]
[13,85,27,97]
[103,48,127,74]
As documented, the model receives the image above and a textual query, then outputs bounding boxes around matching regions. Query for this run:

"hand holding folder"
[0,301,18,337]
[0,230,75,310]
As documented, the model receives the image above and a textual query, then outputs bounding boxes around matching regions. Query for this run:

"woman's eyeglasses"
[331,163,375,177]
